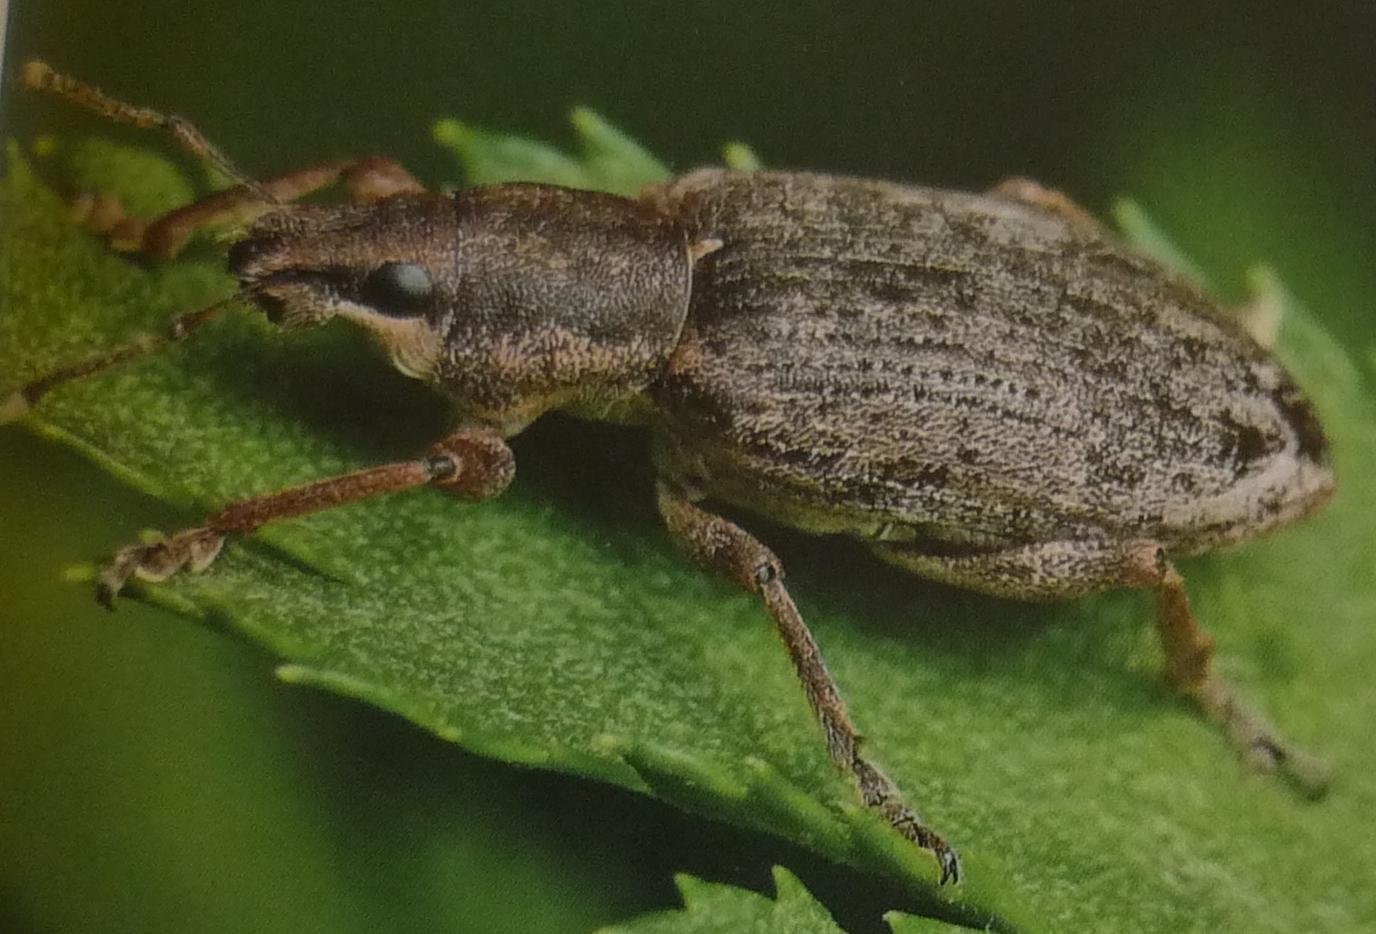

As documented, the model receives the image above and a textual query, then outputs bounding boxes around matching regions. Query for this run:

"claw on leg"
[1168,650,1331,798]
[854,757,961,884]
[97,527,224,608]
[66,190,149,254]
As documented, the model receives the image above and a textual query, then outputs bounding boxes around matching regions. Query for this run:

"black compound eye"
[361,261,434,317]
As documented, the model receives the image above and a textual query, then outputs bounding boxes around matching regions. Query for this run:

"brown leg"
[22,60,266,198]
[1154,562,1329,797]
[877,538,1329,796]
[98,429,514,605]
[657,483,961,884]
[3,154,425,419]
[990,176,1108,236]
[83,156,426,261]
[3,298,238,422]
[22,59,425,260]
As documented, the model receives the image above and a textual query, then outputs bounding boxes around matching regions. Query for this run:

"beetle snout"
[227,236,338,328]
[226,236,266,281]
[227,232,300,285]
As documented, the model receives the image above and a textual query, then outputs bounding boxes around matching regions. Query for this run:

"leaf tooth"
[614,737,751,805]
[740,756,851,853]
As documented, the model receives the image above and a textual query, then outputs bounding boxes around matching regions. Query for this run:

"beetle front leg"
[80,156,426,261]
[98,429,513,605]
[21,60,427,261]
[656,483,961,884]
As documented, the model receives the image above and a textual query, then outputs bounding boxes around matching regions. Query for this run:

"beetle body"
[233,168,1332,593]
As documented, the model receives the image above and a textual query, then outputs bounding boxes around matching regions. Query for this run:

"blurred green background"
[2,2,1373,931]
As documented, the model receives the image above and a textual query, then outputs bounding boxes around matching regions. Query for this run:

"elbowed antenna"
[18,60,278,205]
[0,293,245,424]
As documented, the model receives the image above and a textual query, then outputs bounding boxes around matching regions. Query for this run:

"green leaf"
[599,867,844,933]
[600,868,975,933]
[721,141,764,173]
[1112,198,1214,288]
[433,107,669,195]
[4,117,1375,932]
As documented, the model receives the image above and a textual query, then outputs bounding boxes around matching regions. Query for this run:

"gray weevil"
[8,62,1335,884]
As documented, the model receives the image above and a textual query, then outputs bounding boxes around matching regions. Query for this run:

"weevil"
[7,62,1336,885]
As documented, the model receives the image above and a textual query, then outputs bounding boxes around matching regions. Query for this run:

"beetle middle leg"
[656,483,961,884]
[876,538,1330,797]
[97,428,514,605]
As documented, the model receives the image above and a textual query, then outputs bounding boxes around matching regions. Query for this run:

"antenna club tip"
[0,390,32,424]
[18,60,55,91]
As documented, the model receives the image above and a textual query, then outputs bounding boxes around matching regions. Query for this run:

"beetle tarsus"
[1277,747,1332,801]
[1204,684,1331,799]
[94,576,122,611]
[936,845,962,886]
[854,754,961,883]
[891,800,962,884]
[1155,562,1331,799]
[95,544,145,608]
[95,528,226,607]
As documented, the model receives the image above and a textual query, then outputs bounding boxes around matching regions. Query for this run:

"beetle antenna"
[1,292,248,423]
[19,60,280,205]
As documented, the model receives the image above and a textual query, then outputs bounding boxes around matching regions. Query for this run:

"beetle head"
[230,197,451,381]
[232,185,692,434]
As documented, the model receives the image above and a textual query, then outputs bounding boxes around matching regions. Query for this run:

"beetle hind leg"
[1152,558,1330,797]
[989,176,1108,236]
[876,538,1330,797]
[656,483,961,884]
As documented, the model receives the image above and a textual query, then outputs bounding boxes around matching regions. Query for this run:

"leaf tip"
[431,118,469,148]
[274,663,310,684]
[671,872,715,908]
[591,731,631,756]
[722,141,763,172]
[0,390,31,425]
[768,864,808,902]
[61,562,96,584]
[568,106,600,133]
